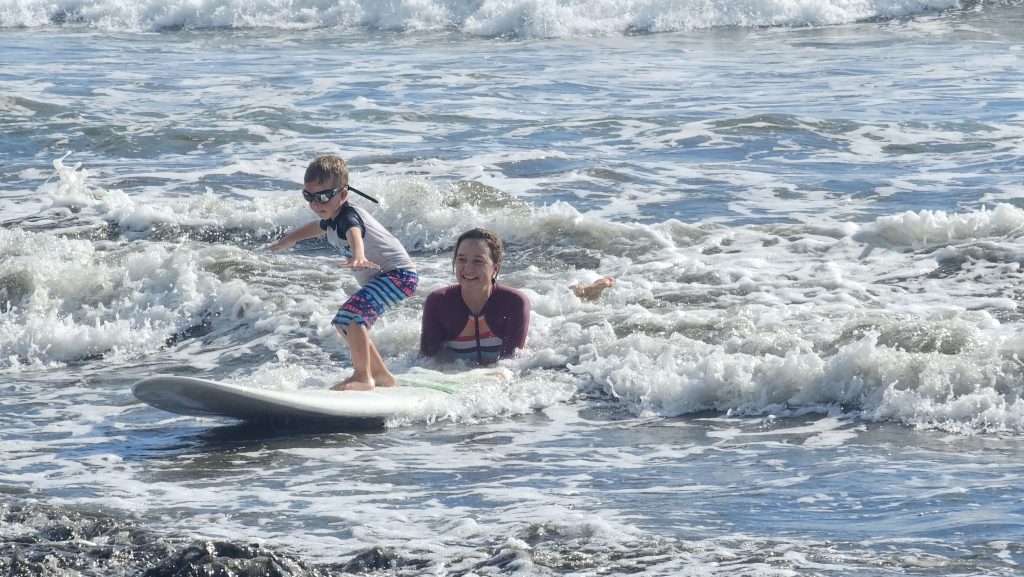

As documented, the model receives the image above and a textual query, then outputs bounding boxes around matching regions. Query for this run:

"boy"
[269,155,417,391]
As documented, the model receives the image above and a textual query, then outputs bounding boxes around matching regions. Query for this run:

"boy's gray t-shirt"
[320,203,415,286]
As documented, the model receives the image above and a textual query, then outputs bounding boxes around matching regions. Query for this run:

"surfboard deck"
[132,367,510,427]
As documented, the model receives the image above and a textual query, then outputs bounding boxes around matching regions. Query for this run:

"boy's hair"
[304,155,349,187]
[454,228,505,279]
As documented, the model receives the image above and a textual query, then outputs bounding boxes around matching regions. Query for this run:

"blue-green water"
[2,2,1024,575]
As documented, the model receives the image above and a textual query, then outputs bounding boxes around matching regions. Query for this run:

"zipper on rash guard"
[473,314,482,364]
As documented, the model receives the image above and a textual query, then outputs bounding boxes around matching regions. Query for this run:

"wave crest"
[1,0,965,36]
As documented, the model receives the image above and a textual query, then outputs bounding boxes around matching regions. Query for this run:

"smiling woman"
[419,228,530,364]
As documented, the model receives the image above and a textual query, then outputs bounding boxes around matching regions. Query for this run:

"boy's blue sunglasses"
[301,185,379,204]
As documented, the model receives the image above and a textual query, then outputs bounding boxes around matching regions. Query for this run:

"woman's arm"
[419,291,446,357]
[499,289,530,358]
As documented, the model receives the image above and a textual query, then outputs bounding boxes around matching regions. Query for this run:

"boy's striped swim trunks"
[332,268,418,333]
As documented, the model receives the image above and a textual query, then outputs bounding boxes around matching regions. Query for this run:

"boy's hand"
[267,239,295,252]
[343,257,381,270]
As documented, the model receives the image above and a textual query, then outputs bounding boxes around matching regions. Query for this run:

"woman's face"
[454,238,499,291]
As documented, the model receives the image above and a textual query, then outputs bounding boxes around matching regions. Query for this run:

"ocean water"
[3,0,1024,575]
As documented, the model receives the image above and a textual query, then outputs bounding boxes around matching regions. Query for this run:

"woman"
[420,228,617,364]
[420,228,529,364]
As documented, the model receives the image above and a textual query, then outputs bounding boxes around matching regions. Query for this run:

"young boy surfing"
[269,155,417,391]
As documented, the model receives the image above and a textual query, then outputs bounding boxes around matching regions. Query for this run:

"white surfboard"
[132,367,511,427]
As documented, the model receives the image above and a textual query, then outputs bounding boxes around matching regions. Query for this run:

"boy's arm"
[343,226,380,270]
[268,221,324,252]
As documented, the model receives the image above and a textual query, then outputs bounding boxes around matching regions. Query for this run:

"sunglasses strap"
[347,185,379,204]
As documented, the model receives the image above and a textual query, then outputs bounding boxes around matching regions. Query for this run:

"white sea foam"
[0,0,963,35]
[860,203,1024,247]
[0,161,293,372]
[8,157,1024,432]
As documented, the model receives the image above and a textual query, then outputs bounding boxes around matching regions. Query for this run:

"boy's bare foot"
[332,380,374,391]
[330,374,374,391]
[373,374,397,388]
[570,277,615,301]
